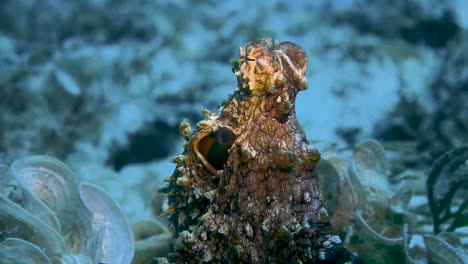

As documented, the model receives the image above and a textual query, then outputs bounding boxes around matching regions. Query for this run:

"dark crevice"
[108,120,179,170]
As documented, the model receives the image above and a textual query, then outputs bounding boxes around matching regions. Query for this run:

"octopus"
[159,39,363,263]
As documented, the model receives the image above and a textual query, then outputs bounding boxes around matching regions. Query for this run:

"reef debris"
[318,140,468,264]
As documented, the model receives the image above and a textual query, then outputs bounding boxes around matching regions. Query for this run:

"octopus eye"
[194,127,235,175]
[246,56,256,62]
[279,41,308,73]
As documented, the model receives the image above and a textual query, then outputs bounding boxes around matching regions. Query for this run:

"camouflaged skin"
[160,39,360,264]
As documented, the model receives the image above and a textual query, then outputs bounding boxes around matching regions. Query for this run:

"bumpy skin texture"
[161,39,359,263]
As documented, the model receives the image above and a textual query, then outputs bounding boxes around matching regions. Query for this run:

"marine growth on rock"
[159,39,362,263]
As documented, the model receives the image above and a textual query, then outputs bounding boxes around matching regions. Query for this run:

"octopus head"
[235,38,308,95]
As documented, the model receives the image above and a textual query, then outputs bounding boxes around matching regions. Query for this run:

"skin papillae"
[161,39,363,263]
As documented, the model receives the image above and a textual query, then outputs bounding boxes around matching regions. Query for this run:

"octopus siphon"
[159,38,363,264]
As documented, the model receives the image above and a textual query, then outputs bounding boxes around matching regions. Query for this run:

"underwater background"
[0,0,467,263]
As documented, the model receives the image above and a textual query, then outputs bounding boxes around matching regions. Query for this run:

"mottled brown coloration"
[160,39,360,263]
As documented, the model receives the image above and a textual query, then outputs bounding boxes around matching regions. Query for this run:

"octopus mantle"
[161,39,361,264]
